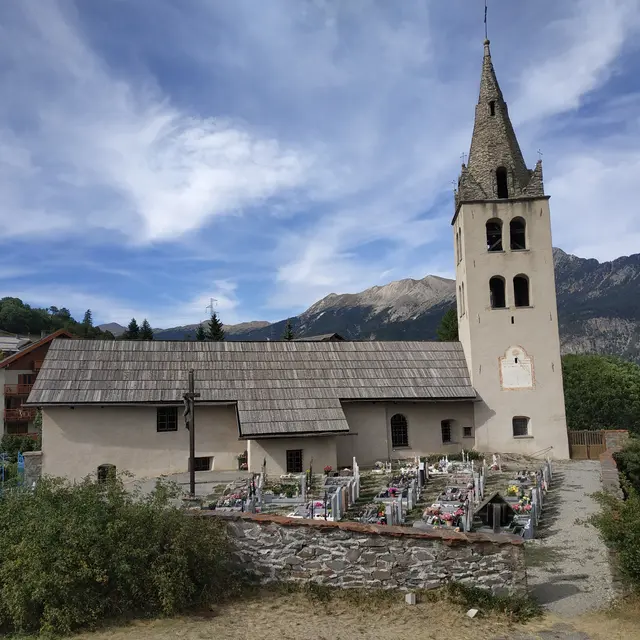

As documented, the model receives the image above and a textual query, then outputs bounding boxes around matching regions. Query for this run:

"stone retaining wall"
[202,512,527,596]
[604,430,630,452]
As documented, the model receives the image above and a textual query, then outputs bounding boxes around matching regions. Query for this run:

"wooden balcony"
[4,384,34,396]
[4,408,37,422]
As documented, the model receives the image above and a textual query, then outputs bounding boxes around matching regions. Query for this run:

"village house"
[1,329,73,436]
[26,39,571,481]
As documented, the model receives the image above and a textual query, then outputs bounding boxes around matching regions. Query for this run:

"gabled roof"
[292,333,345,342]
[0,329,74,369]
[27,339,475,437]
[0,336,31,353]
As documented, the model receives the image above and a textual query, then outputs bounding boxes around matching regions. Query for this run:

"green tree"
[562,354,640,434]
[195,324,206,341]
[206,312,225,341]
[140,319,154,341]
[101,330,116,340]
[614,438,640,495]
[81,309,93,337]
[436,308,459,341]
[124,318,140,340]
[282,318,295,341]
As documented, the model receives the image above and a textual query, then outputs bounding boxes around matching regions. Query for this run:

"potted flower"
[323,465,332,475]
[442,513,454,526]
[506,485,519,497]
[237,451,248,470]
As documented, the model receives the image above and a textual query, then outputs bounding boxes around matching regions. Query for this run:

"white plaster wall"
[455,198,570,459]
[248,437,337,476]
[41,405,244,481]
[339,401,475,467]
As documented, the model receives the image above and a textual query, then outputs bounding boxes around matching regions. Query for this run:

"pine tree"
[206,312,225,341]
[81,309,93,338]
[282,318,295,341]
[124,318,140,340]
[195,324,206,341]
[140,319,154,340]
[436,308,459,341]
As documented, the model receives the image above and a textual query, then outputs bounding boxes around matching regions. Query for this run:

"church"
[27,40,570,481]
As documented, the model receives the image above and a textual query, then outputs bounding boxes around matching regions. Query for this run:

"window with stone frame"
[486,219,503,251]
[510,217,527,250]
[286,449,303,473]
[512,416,530,437]
[441,420,453,444]
[496,167,509,199]
[157,407,178,432]
[513,274,530,307]
[489,276,506,309]
[390,413,409,448]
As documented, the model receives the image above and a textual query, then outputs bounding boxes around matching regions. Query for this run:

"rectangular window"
[157,407,178,432]
[512,417,530,437]
[463,426,473,438]
[286,449,303,474]
[191,456,212,472]
[441,420,452,444]
[6,422,29,435]
[18,374,35,385]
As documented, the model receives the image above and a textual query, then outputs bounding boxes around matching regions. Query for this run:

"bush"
[614,438,640,495]
[0,434,40,462]
[0,476,240,635]
[591,488,640,592]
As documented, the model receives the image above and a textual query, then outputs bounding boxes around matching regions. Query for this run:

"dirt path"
[525,460,616,618]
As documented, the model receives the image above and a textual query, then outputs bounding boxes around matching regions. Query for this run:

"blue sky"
[1,0,640,328]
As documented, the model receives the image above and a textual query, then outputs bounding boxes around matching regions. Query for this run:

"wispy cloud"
[0,0,639,327]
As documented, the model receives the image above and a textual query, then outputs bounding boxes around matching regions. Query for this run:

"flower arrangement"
[323,465,332,474]
[240,462,248,470]
[454,508,465,517]
[442,512,454,522]
[506,485,519,497]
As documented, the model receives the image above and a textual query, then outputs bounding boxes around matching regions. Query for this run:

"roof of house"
[27,339,475,438]
[0,329,74,369]
[292,333,345,342]
[0,336,32,354]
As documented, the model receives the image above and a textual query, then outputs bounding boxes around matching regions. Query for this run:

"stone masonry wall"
[22,451,42,488]
[204,513,527,596]
[604,430,629,452]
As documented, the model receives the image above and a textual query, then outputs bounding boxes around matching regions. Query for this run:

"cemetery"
[193,451,554,542]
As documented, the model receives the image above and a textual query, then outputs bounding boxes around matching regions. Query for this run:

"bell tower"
[453,40,569,459]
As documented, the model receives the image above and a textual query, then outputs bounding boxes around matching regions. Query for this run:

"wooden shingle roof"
[27,339,475,437]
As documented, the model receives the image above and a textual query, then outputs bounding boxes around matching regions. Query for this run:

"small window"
[489,101,496,116]
[486,219,503,252]
[510,217,526,250]
[286,449,303,473]
[461,282,466,316]
[192,456,212,472]
[489,276,506,309]
[390,413,409,448]
[463,426,473,438]
[97,464,116,483]
[157,407,178,432]
[458,286,462,317]
[513,275,530,307]
[496,167,509,199]
[441,420,452,444]
[513,417,530,437]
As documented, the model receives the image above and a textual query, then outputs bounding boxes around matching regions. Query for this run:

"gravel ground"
[525,460,616,618]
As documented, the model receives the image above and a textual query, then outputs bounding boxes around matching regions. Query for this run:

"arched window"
[461,282,466,316]
[512,416,530,437]
[513,274,530,307]
[489,101,496,116]
[97,463,116,484]
[457,228,462,263]
[390,414,408,448]
[489,276,506,309]
[441,420,453,444]
[486,218,503,252]
[510,217,526,250]
[458,285,462,317]
[496,167,509,199]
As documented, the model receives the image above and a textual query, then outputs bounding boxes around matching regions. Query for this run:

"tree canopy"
[123,318,140,340]
[195,325,206,341]
[436,308,459,341]
[139,319,154,341]
[282,319,295,341]
[562,354,640,434]
[206,312,225,341]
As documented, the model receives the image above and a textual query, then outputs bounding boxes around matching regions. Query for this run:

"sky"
[1,0,640,329]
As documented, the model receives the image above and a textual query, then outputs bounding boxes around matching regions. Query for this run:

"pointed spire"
[457,40,544,207]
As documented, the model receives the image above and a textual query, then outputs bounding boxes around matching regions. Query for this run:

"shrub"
[613,438,640,495]
[0,434,40,462]
[591,488,640,592]
[0,476,240,635]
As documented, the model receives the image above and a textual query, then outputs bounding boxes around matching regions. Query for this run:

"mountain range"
[99,248,640,363]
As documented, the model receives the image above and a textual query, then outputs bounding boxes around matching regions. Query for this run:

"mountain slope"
[154,249,640,362]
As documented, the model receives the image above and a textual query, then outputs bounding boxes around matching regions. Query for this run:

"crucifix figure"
[183,368,201,496]
[460,152,468,164]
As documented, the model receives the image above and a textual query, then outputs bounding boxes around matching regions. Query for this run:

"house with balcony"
[0,329,73,436]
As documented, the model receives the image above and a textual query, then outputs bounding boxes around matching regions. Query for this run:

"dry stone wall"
[205,512,527,596]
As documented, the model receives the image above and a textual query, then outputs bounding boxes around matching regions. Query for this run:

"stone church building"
[27,40,570,481]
